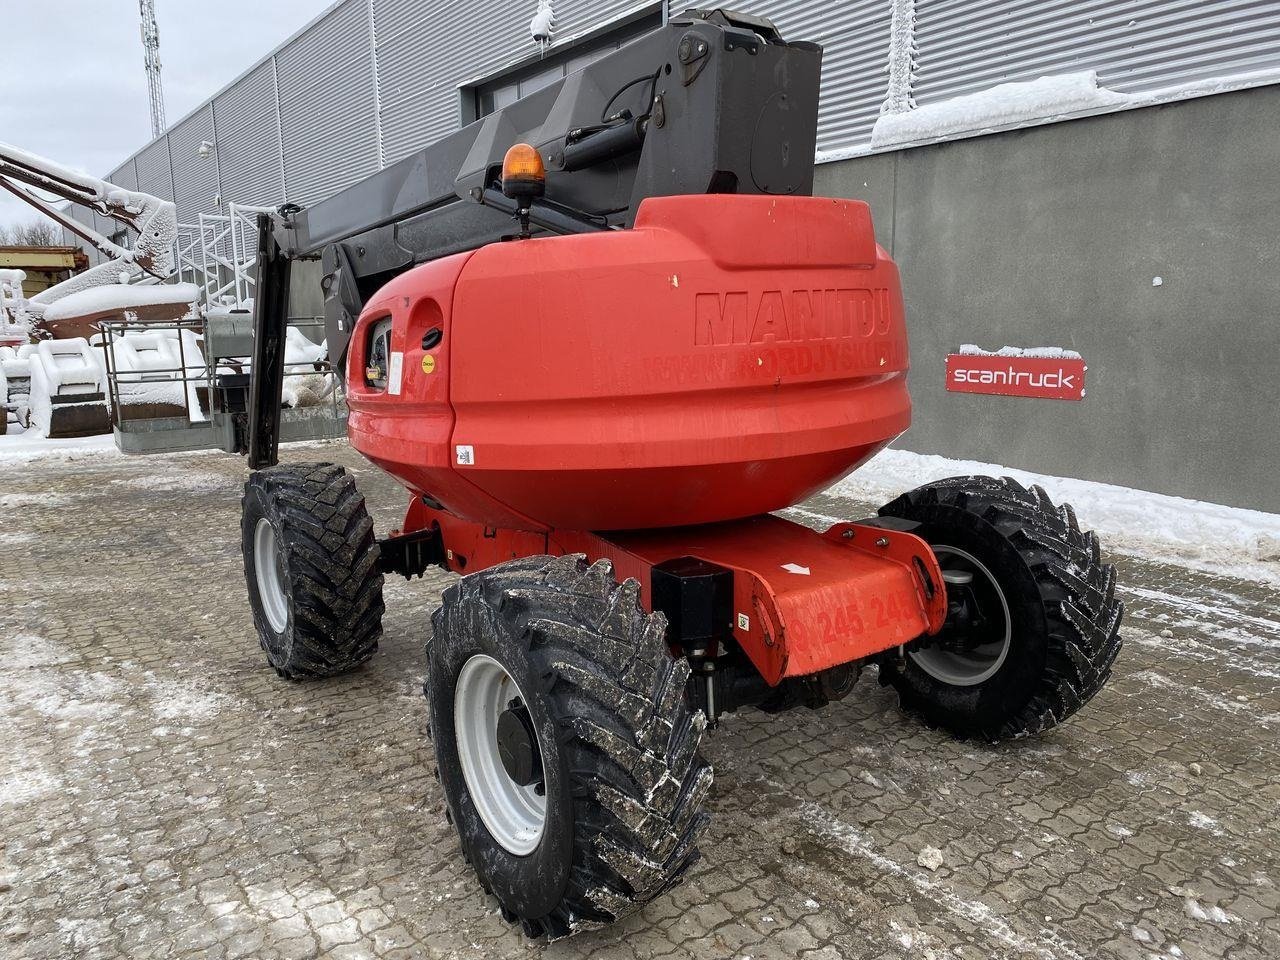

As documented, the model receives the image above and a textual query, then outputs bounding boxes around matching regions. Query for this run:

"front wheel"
[878,476,1123,741]
[240,463,384,679]
[426,555,712,939]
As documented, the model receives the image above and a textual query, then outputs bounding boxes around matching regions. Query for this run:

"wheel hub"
[496,699,543,788]
[909,545,1012,687]
[253,517,289,633]
[453,655,548,856]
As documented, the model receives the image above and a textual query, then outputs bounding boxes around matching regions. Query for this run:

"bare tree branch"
[0,218,61,246]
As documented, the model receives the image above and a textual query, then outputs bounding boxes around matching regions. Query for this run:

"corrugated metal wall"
[110,161,138,192]
[134,139,174,204]
[213,61,284,206]
[87,0,1280,230]
[912,0,1280,105]
[372,0,526,164]
[277,0,380,205]
[167,105,220,217]
[758,1,895,152]
[372,0,652,167]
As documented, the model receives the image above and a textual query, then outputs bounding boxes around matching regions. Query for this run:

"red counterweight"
[347,194,943,681]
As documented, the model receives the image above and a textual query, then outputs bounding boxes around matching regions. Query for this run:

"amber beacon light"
[501,143,546,198]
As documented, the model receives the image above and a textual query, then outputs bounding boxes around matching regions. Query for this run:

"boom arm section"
[246,7,822,467]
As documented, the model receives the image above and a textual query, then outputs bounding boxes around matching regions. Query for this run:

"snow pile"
[958,344,1083,360]
[872,71,1132,148]
[281,329,332,408]
[833,448,1280,583]
[38,283,199,323]
[0,426,117,460]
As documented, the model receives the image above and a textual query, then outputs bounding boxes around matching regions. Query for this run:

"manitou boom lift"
[236,9,1123,939]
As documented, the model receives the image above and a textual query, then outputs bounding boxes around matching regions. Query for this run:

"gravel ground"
[1,442,1277,960]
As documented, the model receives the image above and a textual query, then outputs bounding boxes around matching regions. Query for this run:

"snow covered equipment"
[0,140,177,324]
[26,338,110,438]
[34,282,199,341]
[0,346,32,431]
[0,268,30,345]
[106,328,207,421]
[233,9,1123,938]
[95,313,345,456]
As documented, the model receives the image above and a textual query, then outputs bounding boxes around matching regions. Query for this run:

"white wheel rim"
[453,654,547,856]
[254,517,289,633]
[909,545,1012,687]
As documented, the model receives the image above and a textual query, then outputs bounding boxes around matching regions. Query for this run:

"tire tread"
[431,555,711,937]
[242,462,384,679]
[880,476,1123,740]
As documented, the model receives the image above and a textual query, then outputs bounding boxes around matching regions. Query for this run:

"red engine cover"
[347,194,910,532]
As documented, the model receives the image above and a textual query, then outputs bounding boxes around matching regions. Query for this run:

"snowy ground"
[0,441,1277,959]
[0,422,118,463]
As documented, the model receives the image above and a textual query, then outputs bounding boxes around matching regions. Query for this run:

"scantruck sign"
[945,348,1086,401]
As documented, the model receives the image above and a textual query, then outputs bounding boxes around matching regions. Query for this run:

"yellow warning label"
[421,355,436,374]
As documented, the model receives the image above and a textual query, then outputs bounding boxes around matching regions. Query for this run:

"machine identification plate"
[945,352,1086,401]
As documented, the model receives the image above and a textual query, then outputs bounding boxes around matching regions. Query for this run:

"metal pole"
[882,0,918,117]
[246,214,291,468]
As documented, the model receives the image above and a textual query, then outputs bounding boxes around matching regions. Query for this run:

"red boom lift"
[234,10,1123,938]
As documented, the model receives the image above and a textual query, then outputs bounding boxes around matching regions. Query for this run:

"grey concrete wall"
[816,86,1280,513]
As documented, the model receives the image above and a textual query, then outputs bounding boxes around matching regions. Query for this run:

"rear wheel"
[878,476,1123,741]
[241,463,384,679]
[426,554,712,938]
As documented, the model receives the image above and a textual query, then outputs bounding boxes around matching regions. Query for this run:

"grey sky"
[0,0,327,229]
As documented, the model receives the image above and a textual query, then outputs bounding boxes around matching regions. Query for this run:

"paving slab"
[1,442,1277,959]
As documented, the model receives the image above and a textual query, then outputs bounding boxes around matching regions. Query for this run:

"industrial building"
[65,1,1280,511]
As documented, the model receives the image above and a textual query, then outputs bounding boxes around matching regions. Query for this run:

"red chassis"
[403,503,947,687]
[346,194,947,688]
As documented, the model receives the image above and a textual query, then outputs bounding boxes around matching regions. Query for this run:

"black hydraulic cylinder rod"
[559,117,647,172]
[246,214,291,469]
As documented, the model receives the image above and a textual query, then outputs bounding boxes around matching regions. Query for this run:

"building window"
[466,7,663,123]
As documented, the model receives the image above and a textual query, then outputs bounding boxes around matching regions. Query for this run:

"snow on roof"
[39,283,200,323]
[958,344,1084,360]
[873,71,1131,150]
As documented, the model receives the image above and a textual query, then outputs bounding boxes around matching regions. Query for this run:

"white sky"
[0,0,328,229]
